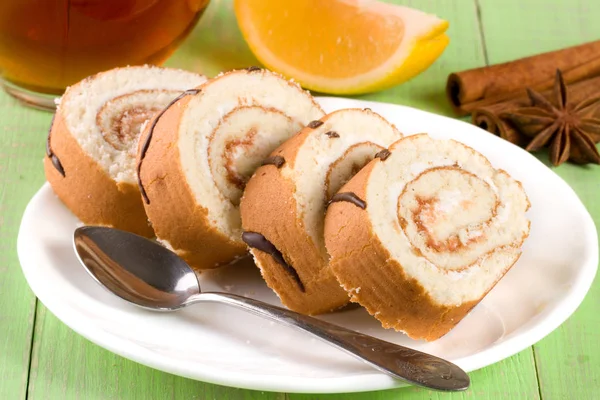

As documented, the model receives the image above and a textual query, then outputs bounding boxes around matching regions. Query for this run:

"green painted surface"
[0,93,50,399]
[0,0,598,399]
[27,304,285,400]
[478,1,600,398]
[289,351,540,400]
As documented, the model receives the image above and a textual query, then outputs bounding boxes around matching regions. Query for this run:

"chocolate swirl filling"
[46,115,65,177]
[325,130,339,138]
[137,88,201,204]
[246,66,262,73]
[375,149,391,161]
[261,155,286,168]
[242,231,305,292]
[328,192,367,209]
[307,120,324,129]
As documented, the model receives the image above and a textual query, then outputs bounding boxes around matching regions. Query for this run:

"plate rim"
[17,97,599,393]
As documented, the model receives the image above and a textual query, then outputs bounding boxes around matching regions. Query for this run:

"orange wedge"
[234,0,449,95]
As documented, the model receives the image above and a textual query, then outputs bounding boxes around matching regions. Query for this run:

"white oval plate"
[18,97,598,393]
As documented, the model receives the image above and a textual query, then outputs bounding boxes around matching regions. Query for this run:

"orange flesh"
[237,0,406,78]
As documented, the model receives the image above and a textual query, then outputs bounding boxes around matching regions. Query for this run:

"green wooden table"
[1,0,599,398]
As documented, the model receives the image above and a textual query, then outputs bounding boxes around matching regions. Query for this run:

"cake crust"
[137,68,324,271]
[240,131,349,314]
[44,112,153,237]
[324,134,530,340]
[137,93,247,269]
[240,109,402,315]
[44,66,206,237]
[324,162,480,340]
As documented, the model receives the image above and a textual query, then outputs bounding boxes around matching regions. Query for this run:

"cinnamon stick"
[472,75,600,146]
[447,40,600,116]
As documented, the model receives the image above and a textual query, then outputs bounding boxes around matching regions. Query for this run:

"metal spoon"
[73,226,470,392]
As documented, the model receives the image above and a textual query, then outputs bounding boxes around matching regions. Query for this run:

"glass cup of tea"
[0,0,209,110]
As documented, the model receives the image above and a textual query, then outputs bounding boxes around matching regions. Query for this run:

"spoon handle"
[188,292,469,391]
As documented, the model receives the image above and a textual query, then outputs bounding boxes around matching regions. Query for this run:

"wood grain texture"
[165,0,260,76]
[357,0,487,116]
[27,304,286,400]
[477,1,600,398]
[0,91,49,399]
[289,351,540,400]
[530,164,600,400]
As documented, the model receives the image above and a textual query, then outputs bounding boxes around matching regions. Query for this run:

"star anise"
[501,70,600,166]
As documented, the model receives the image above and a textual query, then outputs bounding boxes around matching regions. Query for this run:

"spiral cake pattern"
[137,68,324,270]
[240,109,402,314]
[44,66,207,236]
[324,134,530,340]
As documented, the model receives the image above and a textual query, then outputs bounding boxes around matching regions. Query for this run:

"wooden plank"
[27,304,286,400]
[477,0,600,398]
[289,351,539,400]
[167,0,485,117]
[357,0,487,116]
[19,0,549,398]
[0,91,49,399]
[531,163,600,400]
[165,0,261,77]
[168,0,542,398]
[23,2,281,398]
[329,1,541,397]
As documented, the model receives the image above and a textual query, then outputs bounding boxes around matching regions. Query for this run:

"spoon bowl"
[74,226,199,310]
[74,226,470,392]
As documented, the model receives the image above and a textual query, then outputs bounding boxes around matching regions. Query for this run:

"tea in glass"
[0,0,208,109]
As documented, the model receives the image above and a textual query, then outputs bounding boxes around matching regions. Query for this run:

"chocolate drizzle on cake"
[242,231,305,292]
[246,66,262,72]
[137,88,200,204]
[46,115,65,177]
[307,120,324,129]
[325,130,339,138]
[262,155,286,168]
[375,149,391,161]
[328,192,367,209]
